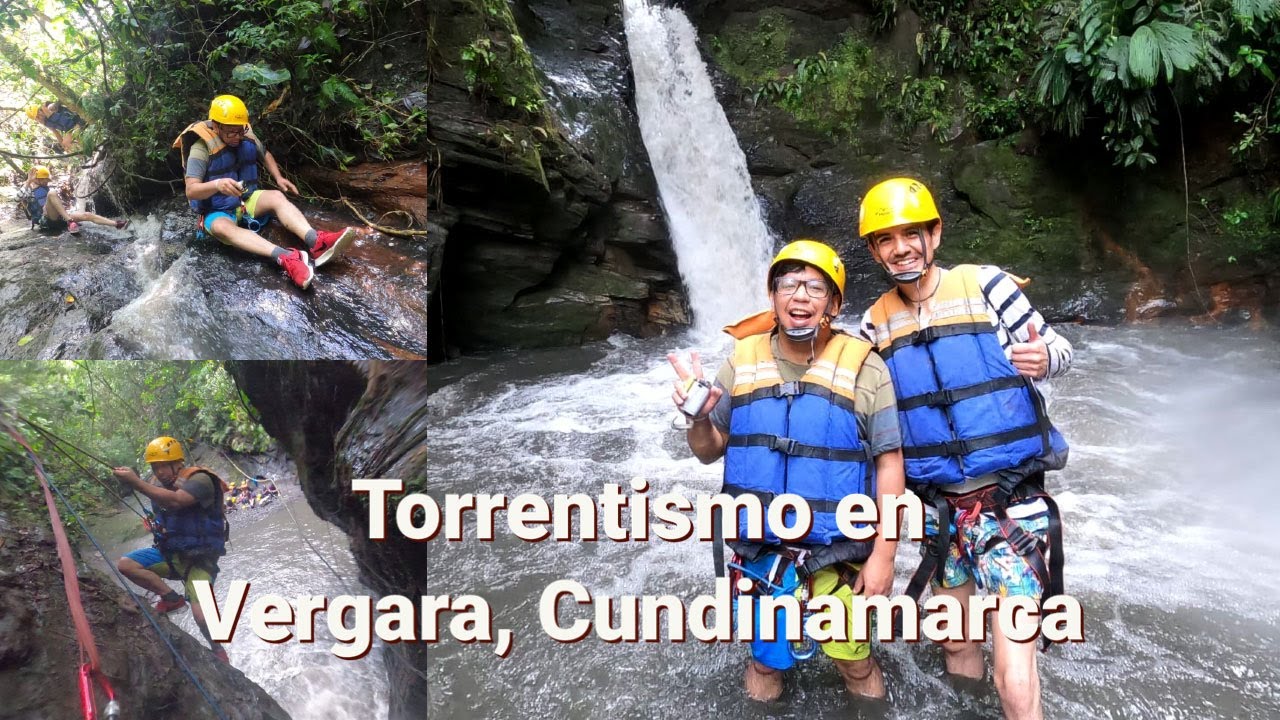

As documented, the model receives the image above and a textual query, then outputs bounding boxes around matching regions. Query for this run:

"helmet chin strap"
[780,301,834,344]
[884,232,936,286]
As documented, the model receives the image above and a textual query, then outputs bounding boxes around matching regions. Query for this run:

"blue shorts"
[731,552,871,671]
[923,496,1051,597]
[124,546,218,599]
[202,189,274,238]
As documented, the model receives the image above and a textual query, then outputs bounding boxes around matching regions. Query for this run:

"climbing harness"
[898,476,1065,651]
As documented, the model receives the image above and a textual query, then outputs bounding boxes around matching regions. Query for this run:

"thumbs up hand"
[1010,323,1048,379]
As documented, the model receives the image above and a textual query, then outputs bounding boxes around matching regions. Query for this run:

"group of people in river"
[20,94,355,289]
[669,177,1072,720]
[224,476,280,512]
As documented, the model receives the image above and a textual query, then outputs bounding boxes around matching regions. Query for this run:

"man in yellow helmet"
[24,166,129,235]
[668,240,906,702]
[172,94,357,290]
[113,437,231,663]
[857,177,1074,720]
[26,101,84,152]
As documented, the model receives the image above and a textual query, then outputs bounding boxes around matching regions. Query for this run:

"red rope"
[2,419,116,718]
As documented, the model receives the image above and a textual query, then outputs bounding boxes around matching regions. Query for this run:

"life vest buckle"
[909,326,939,345]
[773,381,802,398]
[924,388,958,407]
[768,435,799,456]
[943,438,973,456]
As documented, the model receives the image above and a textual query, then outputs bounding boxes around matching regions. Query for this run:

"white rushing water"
[622,0,775,336]
[102,491,390,719]
[425,326,1280,718]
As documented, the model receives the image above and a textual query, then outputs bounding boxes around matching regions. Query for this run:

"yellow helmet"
[26,104,41,121]
[144,436,185,463]
[32,166,51,179]
[208,94,249,125]
[769,239,846,298]
[858,178,941,238]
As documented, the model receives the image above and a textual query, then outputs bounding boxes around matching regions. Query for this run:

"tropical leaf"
[1129,25,1160,85]
[1148,21,1200,79]
[231,63,291,88]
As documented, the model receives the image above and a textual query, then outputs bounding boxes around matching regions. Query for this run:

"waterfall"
[622,0,775,336]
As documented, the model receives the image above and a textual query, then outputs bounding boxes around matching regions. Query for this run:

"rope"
[45,472,231,720]
[16,414,149,520]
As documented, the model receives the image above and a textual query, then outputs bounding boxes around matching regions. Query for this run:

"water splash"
[622,0,774,337]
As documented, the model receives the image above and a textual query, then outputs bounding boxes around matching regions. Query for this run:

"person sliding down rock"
[114,437,232,664]
[25,166,129,235]
[173,94,357,290]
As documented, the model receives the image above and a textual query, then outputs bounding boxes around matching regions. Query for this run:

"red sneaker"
[277,248,314,290]
[154,596,187,614]
[68,221,81,235]
[310,227,356,268]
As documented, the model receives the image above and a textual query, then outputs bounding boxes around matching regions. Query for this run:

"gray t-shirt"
[176,471,217,510]
[709,332,902,456]
[185,137,266,180]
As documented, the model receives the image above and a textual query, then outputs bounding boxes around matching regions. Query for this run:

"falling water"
[622,0,775,335]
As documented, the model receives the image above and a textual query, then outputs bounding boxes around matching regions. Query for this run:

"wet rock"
[0,198,431,360]
[301,160,429,224]
[428,0,679,357]
[0,530,288,719]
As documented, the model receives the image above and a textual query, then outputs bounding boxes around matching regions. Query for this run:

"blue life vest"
[153,467,228,557]
[722,330,875,546]
[866,265,1068,486]
[43,107,82,132]
[26,186,48,223]
[172,121,261,215]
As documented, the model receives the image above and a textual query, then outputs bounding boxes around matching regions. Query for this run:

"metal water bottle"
[104,699,121,720]
[680,377,712,417]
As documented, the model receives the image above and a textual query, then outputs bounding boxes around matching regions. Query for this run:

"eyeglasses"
[773,277,831,299]
[215,123,246,138]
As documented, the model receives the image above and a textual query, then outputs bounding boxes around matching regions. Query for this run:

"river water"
[99,488,391,719]
[424,325,1280,718]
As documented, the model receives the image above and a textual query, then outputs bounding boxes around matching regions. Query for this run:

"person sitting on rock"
[25,165,129,235]
[172,94,357,290]
[26,101,84,153]
[114,437,231,664]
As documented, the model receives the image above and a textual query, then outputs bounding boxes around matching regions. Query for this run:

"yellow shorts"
[811,563,871,662]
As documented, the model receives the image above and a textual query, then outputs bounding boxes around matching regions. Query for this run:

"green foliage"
[0,0,425,195]
[709,11,795,86]
[460,0,546,118]
[0,362,272,527]
[751,38,893,140]
[1034,0,1280,167]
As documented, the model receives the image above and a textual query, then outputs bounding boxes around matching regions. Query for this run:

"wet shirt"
[709,331,902,456]
[175,471,217,510]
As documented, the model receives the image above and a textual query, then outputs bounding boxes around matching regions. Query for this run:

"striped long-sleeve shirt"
[858,265,1074,378]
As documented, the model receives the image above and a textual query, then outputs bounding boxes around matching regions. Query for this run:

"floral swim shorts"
[922,496,1051,598]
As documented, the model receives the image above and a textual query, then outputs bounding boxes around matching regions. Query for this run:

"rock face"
[0,199,430,359]
[0,527,289,720]
[228,361,430,720]
[689,1,1280,326]
[427,0,682,359]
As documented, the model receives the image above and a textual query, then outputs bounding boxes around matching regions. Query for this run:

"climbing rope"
[15,413,150,521]
[0,413,230,720]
